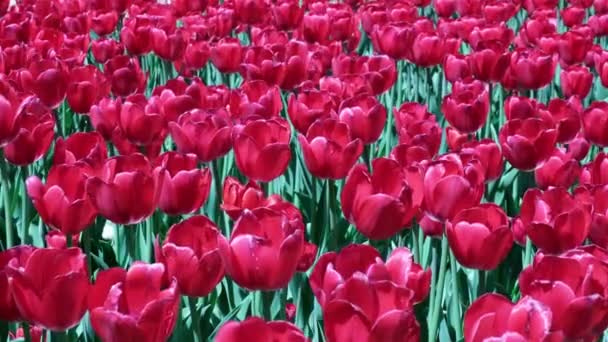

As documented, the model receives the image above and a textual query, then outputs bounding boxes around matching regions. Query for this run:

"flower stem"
[428,236,449,342]
[0,160,14,247]
[450,251,463,341]
[21,166,31,245]
[188,297,202,342]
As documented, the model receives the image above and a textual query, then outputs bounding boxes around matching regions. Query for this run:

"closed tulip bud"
[410,32,447,67]
[86,153,161,225]
[182,40,209,74]
[45,230,80,250]
[168,109,233,163]
[560,64,593,99]
[89,263,180,342]
[66,65,111,114]
[4,101,55,166]
[91,11,118,36]
[7,248,88,331]
[370,23,416,60]
[155,152,211,215]
[156,216,225,297]
[519,187,591,253]
[446,204,513,270]
[218,208,304,290]
[89,97,121,140]
[272,0,304,30]
[566,133,590,161]
[499,118,557,171]
[442,79,489,133]
[210,38,243,74]
[216,317,309,342]
[582,101,608,147]
[287,90,337,134]
[394,102,442,157]
[509,49,556,89]
[119,18,153,56]
[0,245,35,322]
[338,94,387,144]
[151,28,186,62]
[233,118,291,182]
[297,119,363,179]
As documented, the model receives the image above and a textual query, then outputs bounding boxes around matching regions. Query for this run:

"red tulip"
[26,164,97,235]
[410,32,447,67]
[444,53,472,83]
[560,64,592,100]
[104,56,147,98]
[394,102,442,157]
[575,186,608,248]
[483,0,519,23]
[53,132,107,172]
[234,0,270,25]
[442,79,489,133]
[558,29,593,66]
[519,250,608,339]
[519,187,591,253]
[233,118,291,182]
[272,0,304,30]
[0,94,22,147]
[341,158,417,240]
[562,6,587,27]
[580,152,608,186]
[168,109,233,162]
[7,247,88,331]
[534,148,580,189]
[91,11,118,36]
[338,94,387,144]
[119,17,153,56]
[21,59,68,109]
[468,23,514,52]
[91,38,124,64]
[446,204,513,270]
[582,101,608,147]
[547,97,582,144]
[218,208,304,290]
[151,28,186,62]
[45,230,80,250]
[297,119,363,179]
[86,153,161,225]
[331,54,396,95]
[229,80,282,120]
[464,293,552,342]
[221,177,266,220]
[89,97,121,141]
[66,65,110,114]
[458,139,504,181]
[156,215,225,297]
[171,0,208,17]
[566,133,591,161]
[509,49,556,89]
[589,14,608,36]
[4,100,55,166]
[423,157,483,222]
[0,245,35,322]
[210,38,243,74]
[498,118,557,171]
[89,263,180,342]
[287,89,337,134]
[216,317,308,342]
[240,46,286,86]
[180,40,209,75]
[119,94,166,147]
[9,325,44,342]
[156,152,211,215]
[370,23,416,60]
[467,49,511,83]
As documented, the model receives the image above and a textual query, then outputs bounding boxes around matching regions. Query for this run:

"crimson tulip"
[589,14,608,36]
[210,38,243,74]
[287,89,337,134]
[580,152,608,186]
[444,53,472,83]
[341,158,417,240]
[0,94,22,147]
[89,263,180,342]
[331,54,396,95]
[467,49,511,83]
[7,247,88,331]
[91,11,118,36]
[4,100,55,166]
[86,153,161,225]
[297,119,363,179]
[21,59,68,109]
[575,186,608,248]
[45,230,80,250]
[458,139,504,181]
[442,79,489,133]
[9,325,44,342]
[272,0,304,30]
[560,64,593,99]
[240,46,286,86]
[168,109,233,163]
[370,23,416,60]
[562,6,586,27]
[104,56,146,98]
[216,317,308,342]
[498,118,557,171]
[582,101,608,147]
[0,245,35,322]
[66,65,110,114]
[547,97,582,144]
[89,97,121,140]
[118,94,166,147]
[151,28,186,62]
[509,49,556,89]
[53,132,108,172]
[156,215,225,297]
[410,32,447,67]
[446,204,513,270]
[338,94,386,144]
[221,177,266,220]
[534,148,580,189]
[558,29,593,66]
[119,17,153,56]
[218,208,304,290]
[156,152,211,216]
[519,187,591,253]
[229,80,282,120]
[394,102,442,157]
[91,38,124,64]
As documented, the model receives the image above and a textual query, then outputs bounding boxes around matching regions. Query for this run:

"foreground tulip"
[341,158,417,240]
[519,187,591,253]
[464,294,552,341]
[26,165,97,236]
[216,317,309,342]
[86,154,160,225]
[7,248,88,331]
[156,152,211,215]
[233,119,292,182]
[156,216,225,297]
[446,204,513,270]
[582,101,608,147]
[498,118,557,171]
[89,263,180,342]
[298,119,363,179]
[218,208,304,290]
[442,79,489,133]
[0,245,35,322]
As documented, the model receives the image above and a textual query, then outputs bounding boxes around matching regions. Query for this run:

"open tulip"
[442,79,489,133]
[534,148,580,189]
[0,245,35,322]
[53,132,108,173]
[89,263,179,342]
[210,38,243,74]
[287,89,337,134]
[499,118,557,171]
[338,94,387,144]
[104,56,147,98]
[66,65,110,114]
[4,101,55,166]
[156,215,225,297]
[509,49,556,89]
[89,97,121,140]
[21,59,68,109]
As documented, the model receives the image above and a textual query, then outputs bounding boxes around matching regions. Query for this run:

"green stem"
[66,234,72,248]
[428,236,449,342]
[412,226,421,264]
[450,251,463,341]
[50,330,67,342]
[523,238,534,268]
[23,322,31,342]
[21,166,30,245]
[188,297,202,342]
[0,161,14,247]
[327,180,339,250]
[261,291,274,320]
[83,228,93,275]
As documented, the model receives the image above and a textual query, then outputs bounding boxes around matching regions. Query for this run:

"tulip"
[575,186,608,248]
[446,204,513,270]
[272,0,304,30]
[4,101,55,166]
[89,263,180,342]
[394,102,442,157]
[118,94,166,147]
[216,317,308,342]
[155,152,211,215]
[91,38,124,64]
[53,132,108,172]
[26,164,97,236]
[458,139,504,181]
[168,109,233,163]
[582,101,608,147]
[119,17,153,56]
[503,95,550,122]
[423,157,483,222]
[287,90,337,134]
[560,64,592,99]
[558,29,593,66]
[0,245,35,322]
[233,118,291,182]
[589,14,608,36]
[464,294,552,341]
[509,49,556,89]
[91,11,118,37]
[181,41,209,75]
[234,0,270,25]
[0,94,22,147]
[218,208,304,290]
[467,49,511,83]
[156,216,225,297]
[331,54,396,95]
[297,119,363,179]
[341,158,417,240]
[22,59,68,109]
[151,28,186,62]
[566,133,591,161]
[410,32,447,67]
[534,148,580,189]
[338,94,387,144]
[86,153,161,225]
[519,187,591,253]
[547,97,582,144]
[468,23,514,51]
[229,80,282,120]
[104,56,147,98]
[171,0,208,17]
[562,6,586,27]
[519,250,608,339]
[45,230,80,249]
[443,53,472,83]
[498,118,557,171]
[9,325,44,342]
[580,152,608,186]
[442,79,489,133]
[210,38,243,74]
[240,46,286,86]
[221,177,266,220]
[7,247,88,331]
[370,23,416,60]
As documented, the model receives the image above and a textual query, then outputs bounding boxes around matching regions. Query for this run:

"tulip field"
[3,0,608,340]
